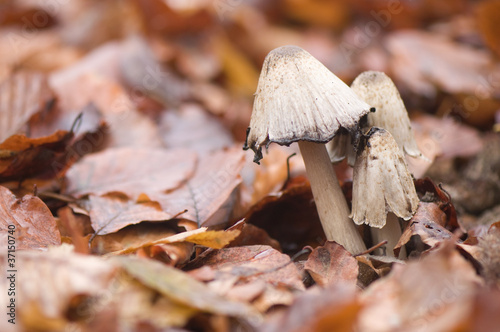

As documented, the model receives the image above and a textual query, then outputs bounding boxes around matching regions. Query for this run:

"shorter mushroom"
[350,71,423,159]
[244,45,372,254]
[351,127,419,257]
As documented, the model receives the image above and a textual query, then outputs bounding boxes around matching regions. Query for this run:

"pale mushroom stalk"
[370,213,406,258]
[299,141,366,254]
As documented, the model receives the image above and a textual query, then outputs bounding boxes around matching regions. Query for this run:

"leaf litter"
[1,1,500,331]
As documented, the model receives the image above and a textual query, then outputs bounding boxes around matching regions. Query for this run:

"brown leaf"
[0,129,73,181]
[0,185,61,250]
[85,194,174,235]
[50,71,164,148]
[0,71,54,142]
[261,284,361,332]
[115,256,260,320]
[304,241,359,287]
[152,147,245,226]
[386,30,496,96]
[0,247,116,331]
[64,147,197,198]
[159,104,233,155]
[226,220,281,251]
[188,245,305,291]
[358,240,483,332]
[108,228,241,256]
[133,0,213,36]
[477,0,500,58]
[415,177,459,230]
[90,221,191,261]
[411,114,483,160]
[120,36,190,106]
[395,202,453,257]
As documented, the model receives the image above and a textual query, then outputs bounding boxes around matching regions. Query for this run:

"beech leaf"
[0,185,61,250]
[65,147,197,198]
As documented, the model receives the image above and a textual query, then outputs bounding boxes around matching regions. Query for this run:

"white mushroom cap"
[244,45,373,163]
[350,71,423,159]
[351,128,419,228]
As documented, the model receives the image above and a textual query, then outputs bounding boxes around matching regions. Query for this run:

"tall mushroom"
[351,128,419,257]
[244,45,372,254]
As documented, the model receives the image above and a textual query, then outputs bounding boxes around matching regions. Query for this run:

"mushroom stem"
[298,141,366,254]
[370,212,406,258]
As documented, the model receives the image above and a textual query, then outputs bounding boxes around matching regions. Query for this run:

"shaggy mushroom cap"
[351,71,422,159]
[351,127,419,228]
[244,45,373,163]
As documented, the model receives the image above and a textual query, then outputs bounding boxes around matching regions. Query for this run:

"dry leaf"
[0,129,73,181]
[0,185,61,250]
[386,30,498,105]
[226,220,281,251]
[91,222,191,261]
[0,71,54,142]
[50,70,164,148]
[188,245,305,291]
[304,241,359,287]
[64,147,197,198]
[395,202,453,257]
[358,241,483,332]
[120,35,190,106]
[152,147,245,226]
[86,193,174,235]
[261,284,360,332]
[476,0,500,57]
[115,256,260,321]
[159,103,233,155]
[0,246,117,331]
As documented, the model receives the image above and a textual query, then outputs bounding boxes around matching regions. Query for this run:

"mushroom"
[351,127,419,257]
[350,71,423,159]
[244,45,372,254]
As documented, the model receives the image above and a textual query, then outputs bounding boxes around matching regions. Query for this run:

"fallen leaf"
[0,129,73,181]
[0,246,117,331]
[183,229,241,249]
[115,256,261,321]
[108,228,241,256]
[50,70,164,148]
[395,202,453,257]
[358,240,483,332]
[304,241,359,287]
[134,0,213,36]
[152,147,245,226]
[85,193,174,235]
[112,274,197,330]
[188,245,305,291]
[261,284,360,332]
[159,103,234,155]
[386,30,495,97]
[91,221,195,265]
[476,0,500,57]
[226,220,281,251]
[411,114,483,159]
[0,71,54,142]
[120,35,190,106]
[0,185,61,250]
[64,147,197,198]
[415,177,459,230]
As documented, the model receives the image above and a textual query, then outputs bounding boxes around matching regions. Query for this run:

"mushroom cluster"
[244,46,422,256]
